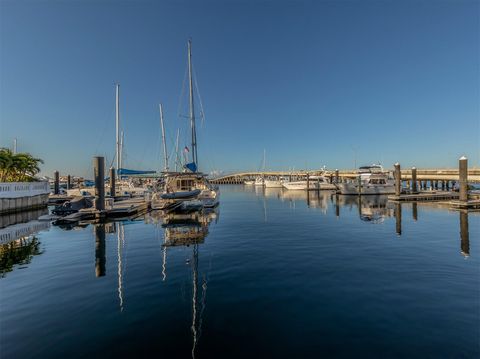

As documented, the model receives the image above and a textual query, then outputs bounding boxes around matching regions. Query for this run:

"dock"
[388,191,459,202]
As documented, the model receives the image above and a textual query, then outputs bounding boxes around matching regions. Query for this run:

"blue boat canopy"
[118,168,157,175]
[184,162,197,173]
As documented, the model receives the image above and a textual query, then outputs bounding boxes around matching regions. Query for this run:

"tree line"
[0,148,43,182]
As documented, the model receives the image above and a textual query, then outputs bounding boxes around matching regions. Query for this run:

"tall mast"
[159,104,169,172]
[120,131,124,171]
[263,149,266,171]
[115,84,121,172]
[188,39,197,170]
[175,128,180,172]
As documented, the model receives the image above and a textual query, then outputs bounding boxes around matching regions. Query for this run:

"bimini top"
[358,164,384,174]
[118,168,156,176]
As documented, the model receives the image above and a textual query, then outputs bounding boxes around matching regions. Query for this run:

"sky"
[0,0,479,178]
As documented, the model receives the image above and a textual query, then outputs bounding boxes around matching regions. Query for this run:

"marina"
[1,1,479,358]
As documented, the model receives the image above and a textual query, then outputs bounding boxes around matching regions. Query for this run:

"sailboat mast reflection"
[160,209,218,358]
[117,222,125,312]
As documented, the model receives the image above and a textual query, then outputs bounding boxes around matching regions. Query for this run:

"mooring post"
[95,224,106,277]
[306,173,310,191]
[67,175,71,190]
[394,163,401,196]
[109,167,116,198]
[411,167,417,193]
[93,156,105,211]
[53,171,59,194]
[335,169,339,184]
[459,156,468,202]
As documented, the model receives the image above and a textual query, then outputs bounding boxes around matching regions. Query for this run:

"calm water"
[1,186,479,358]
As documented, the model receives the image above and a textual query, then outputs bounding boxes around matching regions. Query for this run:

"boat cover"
[160,189,201,200]
[118,168,156,175]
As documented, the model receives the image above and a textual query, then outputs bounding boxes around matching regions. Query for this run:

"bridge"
[210,168,480,184]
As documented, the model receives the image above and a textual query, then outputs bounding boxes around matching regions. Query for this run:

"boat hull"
[283,181,336,190]
[264,180,283,188]
[337,183,395,195]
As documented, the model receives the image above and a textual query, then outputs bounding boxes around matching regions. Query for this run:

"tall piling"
[109,167,116,197]
[54,171,60,194]
[411,167,417,193]
[93,156,105,211]
[394,163,401,196]
[335,169,339,183]
[67,175,71,190]
[459,156,468,202]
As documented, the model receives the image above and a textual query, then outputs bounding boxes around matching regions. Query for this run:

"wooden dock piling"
[459,156,468,202]
[93,156,105,211]
[67,175,71,190]
[394,163,401,196]
[411,167,417,193]
[110,167,116,198]
[54,171,60,195]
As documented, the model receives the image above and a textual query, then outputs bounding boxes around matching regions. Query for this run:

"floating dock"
[388,191,459,202]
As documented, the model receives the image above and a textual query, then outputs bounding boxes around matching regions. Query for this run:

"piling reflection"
[460,211,469,258]
[94,224,106,277]
[153,208,218,358]
[395,203,402,235]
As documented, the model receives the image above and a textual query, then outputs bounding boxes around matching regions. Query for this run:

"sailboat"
[254,149,266,186]
[151,40,220,212]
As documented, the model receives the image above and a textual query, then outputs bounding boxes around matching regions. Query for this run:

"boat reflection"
[151,208,218,358]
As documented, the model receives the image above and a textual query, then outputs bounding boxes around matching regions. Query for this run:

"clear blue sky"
[1,0,478,177]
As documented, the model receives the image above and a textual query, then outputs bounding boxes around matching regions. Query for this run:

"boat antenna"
[188,39,198,171]
[159,103,169,172]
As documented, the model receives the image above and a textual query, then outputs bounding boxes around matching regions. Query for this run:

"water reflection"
[0,210,50,277]
[148,209,218,358]
[460,211,469,258]
[94,224,106,277]
[256,188,474,258]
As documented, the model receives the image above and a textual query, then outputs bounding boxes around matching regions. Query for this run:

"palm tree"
[0,148,43,182]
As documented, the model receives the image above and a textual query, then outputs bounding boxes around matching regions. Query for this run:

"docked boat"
[282,176,336,190]
[151,40,219,212]
[336,164,395,195]
[264,179,283,188]
[254,177,264,186]
[244,180,255,185]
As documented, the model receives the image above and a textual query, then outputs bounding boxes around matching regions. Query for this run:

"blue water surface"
[0,185,478,358]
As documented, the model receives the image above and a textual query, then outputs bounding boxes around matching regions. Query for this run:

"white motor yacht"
[282,176,336,190]
[336,164,395,195]
[264,179,284,188]
[254,177,264,186]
